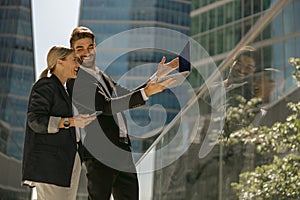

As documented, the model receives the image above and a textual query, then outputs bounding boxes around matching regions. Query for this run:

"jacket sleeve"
[70,70,148,115]
[27,79,60,134]
[95,73,147,115]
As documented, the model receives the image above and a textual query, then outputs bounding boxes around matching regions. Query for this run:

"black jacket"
[67,68,146,171]
[22,75,81,187]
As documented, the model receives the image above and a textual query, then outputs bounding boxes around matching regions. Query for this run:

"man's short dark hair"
[233,46,256,62]
[70,26,95,48]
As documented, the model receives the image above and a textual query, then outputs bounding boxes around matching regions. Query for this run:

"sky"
[31,0,81,80]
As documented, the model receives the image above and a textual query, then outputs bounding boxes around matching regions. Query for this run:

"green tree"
[224,58,300,199]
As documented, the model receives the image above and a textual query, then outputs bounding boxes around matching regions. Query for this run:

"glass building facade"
[0,0,34,199]
[152,0,300,199]
[0,0,34,159]
[191,0,300,95]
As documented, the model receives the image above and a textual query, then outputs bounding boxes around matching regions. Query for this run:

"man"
[252,70,276,103]
[67,26,179,199]
[225,46,257,105]
[225,46,257,86]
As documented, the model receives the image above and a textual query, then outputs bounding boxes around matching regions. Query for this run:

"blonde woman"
[22,46,95,200]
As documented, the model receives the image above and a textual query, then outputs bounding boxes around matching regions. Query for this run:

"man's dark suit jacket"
[67,68,147,171]
[22,75,81,187]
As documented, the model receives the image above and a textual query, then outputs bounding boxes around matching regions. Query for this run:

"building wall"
[0,0,35,160]
[152,0,300,199]
[0,0,34,198]
[191,0,300,96]
[0,152,31,199]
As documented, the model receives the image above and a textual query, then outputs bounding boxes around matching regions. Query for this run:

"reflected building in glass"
[152,0,300,199]
[0,0,34,199]
[191,0,300,100]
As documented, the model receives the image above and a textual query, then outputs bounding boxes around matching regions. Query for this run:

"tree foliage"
[229,102,300,199]
[231,154,300,199]
[289,57,300,86]
[224,58,300,199]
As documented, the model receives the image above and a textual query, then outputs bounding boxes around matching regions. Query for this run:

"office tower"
[0,0,35,159]
[191,0,300,96]
[0,0,34,198]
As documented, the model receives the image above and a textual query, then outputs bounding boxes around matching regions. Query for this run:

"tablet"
[89,111,102,117]
[179,41,191,72]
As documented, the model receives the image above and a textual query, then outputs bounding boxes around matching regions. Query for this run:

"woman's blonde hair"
[39,46,74,79]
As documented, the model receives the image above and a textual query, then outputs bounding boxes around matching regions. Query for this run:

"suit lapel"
[51,75,72,112]
[98,71,114,97]
[80,67,112,98]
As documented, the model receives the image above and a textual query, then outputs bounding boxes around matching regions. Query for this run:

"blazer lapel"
[51,75,72,112]
[98,71,113,97]
[80,67,112,98]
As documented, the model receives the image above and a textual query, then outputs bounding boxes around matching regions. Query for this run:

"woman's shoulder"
[32,76,56,92]
[34,76,53,85]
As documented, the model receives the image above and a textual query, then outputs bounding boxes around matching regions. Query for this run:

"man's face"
[73,38,96,69]
[231,55,256,80]
[253,73,275,103]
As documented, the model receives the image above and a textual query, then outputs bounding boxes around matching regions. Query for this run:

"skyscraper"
[0,0,35,159]
[0,0,34,198]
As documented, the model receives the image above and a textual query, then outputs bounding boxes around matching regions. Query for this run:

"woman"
[22,46,95,200]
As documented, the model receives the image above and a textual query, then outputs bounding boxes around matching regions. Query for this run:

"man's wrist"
[140,88,149,100]
[150,72,158,81]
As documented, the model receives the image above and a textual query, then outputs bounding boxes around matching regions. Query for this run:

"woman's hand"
[73,114,96,128]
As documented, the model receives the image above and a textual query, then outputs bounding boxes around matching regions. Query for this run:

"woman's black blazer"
[22,75,80,187]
